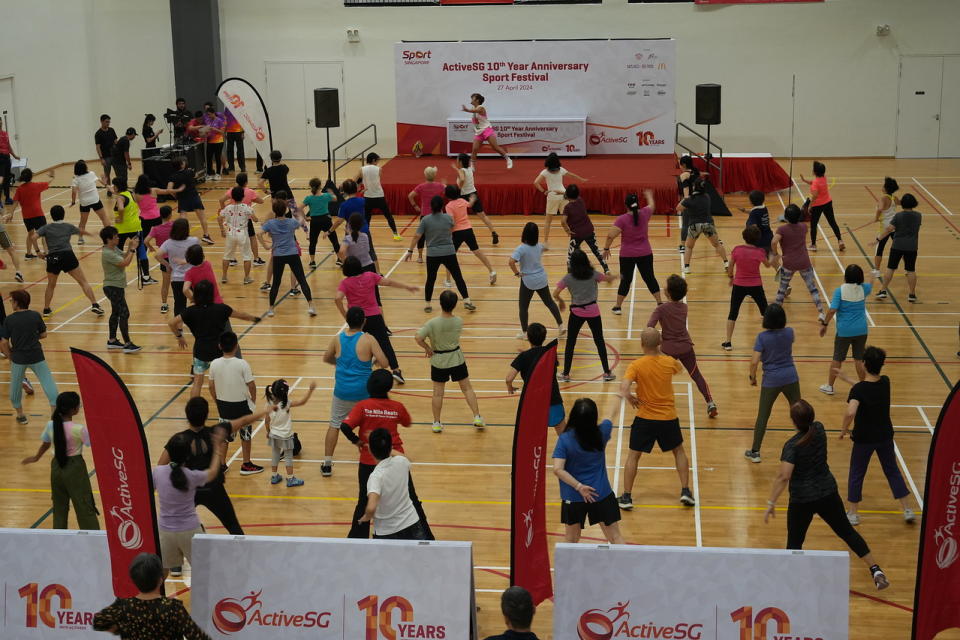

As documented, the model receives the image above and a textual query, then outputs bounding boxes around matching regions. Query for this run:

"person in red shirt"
[182,244,244,363]
[9,167,55,258]
[0,119,20,204]
[340,369,433,540]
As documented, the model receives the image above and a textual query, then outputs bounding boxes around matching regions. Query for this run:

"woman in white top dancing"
[534,152,586,246]
[461,93,512,170]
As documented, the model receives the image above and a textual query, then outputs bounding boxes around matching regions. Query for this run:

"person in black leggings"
[509,221,563,337]
[257,199,315,318]
[800,161,844,251]
[604,191,662,312]
[764,399,889,590]
[405,195,476,312]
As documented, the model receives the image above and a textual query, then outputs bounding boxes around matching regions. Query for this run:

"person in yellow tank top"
[111,178,152,285]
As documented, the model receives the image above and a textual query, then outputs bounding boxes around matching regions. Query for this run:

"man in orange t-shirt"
[617,326,695,510]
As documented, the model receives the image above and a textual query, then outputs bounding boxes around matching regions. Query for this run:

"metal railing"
[675,122,723,191]
[332,124,378,183]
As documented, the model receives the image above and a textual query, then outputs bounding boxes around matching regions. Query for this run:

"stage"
[381,154,682,216]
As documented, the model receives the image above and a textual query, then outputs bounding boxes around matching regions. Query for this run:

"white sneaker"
[432,422,443,433]
[847,511,861,526]
[473,416,485,430]
[489,270,497,285]
[682,265,691,275]
[505,156,513,169]
[444,278,454,288]
[818,384,834,395]
[818,312,826,324]
[904,508,916,523]
[265,309,275,317]
[516,331,526,339]
[871,269,881,279]
[307,306,317,316]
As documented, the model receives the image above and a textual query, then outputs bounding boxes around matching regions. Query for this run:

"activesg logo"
[577,601,703,639]
[402,50,432,65]
[358,594,446,640]
[212,590,331,634]
[933,461,960,569]
[589,132,630,146]
[109,446,144,550]
[18,583,95,631]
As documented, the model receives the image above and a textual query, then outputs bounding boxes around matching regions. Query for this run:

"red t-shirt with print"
[343,398,411,465]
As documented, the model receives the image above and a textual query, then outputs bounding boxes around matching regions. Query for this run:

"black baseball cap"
[125,127,137,136]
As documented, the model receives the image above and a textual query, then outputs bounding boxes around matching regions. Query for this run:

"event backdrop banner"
[191,535,475,638]
[218,78,273,164]
[554,544,849,640]
[0,529,114,638]
[395,40,675,156]
[71,348,159,599]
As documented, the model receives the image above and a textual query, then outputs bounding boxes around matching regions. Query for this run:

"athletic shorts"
[629,416,683,453]
[0,229,11,250]
[46,250,80,275]
[887,248,917,272]
[24,216,47,232]
[452,228,479,251]
[687,223,717,239]
[549,404,565,428]
[474,126,495,142]
[216,399,253,421]
[224,233,253,262]
[177,193,204,212]
[546,193,566,216]
[80,201,103,213]
[431,362,468,383]
[192,358,212,375]
[463,191,484,214]
[561,492,620,528]
[833,334,867,362]
[247,218,256,238]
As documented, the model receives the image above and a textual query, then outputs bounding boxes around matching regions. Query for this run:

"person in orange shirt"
[800,161,844,252]
[223,110,246,175]
[202,102,226,180]
[617,326,695,510]
[444,184,497,285]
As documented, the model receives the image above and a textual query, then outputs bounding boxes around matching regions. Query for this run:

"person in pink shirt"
[334,256,419,385]
[146,206,175,313]
[647,275,717,419]
[182,244,223,303]
[444,184,496,285]
[218,172,265,266]
[800,161,844,252]
[722,225,773,351]
[603,191,662,312]
[407,167,445,263]
[773,204,825,322]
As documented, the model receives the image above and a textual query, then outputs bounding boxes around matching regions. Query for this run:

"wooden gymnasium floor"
[3,157,960,639]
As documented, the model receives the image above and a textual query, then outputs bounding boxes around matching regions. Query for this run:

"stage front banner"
[447,116,585,157]
[554,544,849,640]
[0,529,115,638]
[396,39,675,156]
[191,535,475,638]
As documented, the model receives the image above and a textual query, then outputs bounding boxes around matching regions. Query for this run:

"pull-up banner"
[218,78,274,165]
[395,39,675,156]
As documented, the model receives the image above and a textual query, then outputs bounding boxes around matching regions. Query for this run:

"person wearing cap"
[111,128,137,186]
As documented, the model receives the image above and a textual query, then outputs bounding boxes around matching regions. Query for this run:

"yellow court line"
[0,487,917,515]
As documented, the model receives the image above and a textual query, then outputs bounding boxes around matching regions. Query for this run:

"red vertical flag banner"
[913,380,960,639]
[510,341,556,605]
[71,348,160,598]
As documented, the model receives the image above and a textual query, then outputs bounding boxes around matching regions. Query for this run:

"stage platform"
[381,154,682,216]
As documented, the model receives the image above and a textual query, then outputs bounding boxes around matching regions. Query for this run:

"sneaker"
[14,272,23,283]
[904,508,916,523]
[838,242,846,251]
[259,282,271,291]
[239,461,264,476]
[872,567,890,591]
[808,244,818,252]
[77,237,85,245]
[558,373,571,383]
[682,265,691,275]
[4,198,12,206]
[24,253,36,260]
[289,288,300,296]
[91,303,104,316]
[908,293,917,303]
[416,256,423,263]
[516,330,527,339]
[505,156,513,169]
[720,341,733,351]
[253,258,266,266]
[432,422,443,433]
[142,277,158,285]
[308,261,317,268]
[723,260,730,270]
[320,463,333,477]
[107,339,124,349]
[611,306,622,315]
[875,290,888,299]
[335,259,343,267]
[286,476,304,487]
[214,174,222,181]
[617,493,633,510]
[42,308,52,317]
[220,277,228,284]
[492,231,500,245]
[21,378,34,395]
[818,384,834,395]
[444,278,454,288]
[847,511,861,526]
[270,473,283,485]
[463,301,477,311]
[707,401,718,418]
[817,312,826,324]
[160,303,169,314]
[307,306,317,317]
[243,277,254,285]
[602,371,616,382]
[424,305,433,313]
[392,234,402,241]
[784,286,792,298]
[201,235,215,245]
[16,414,28,424]
[489,270,497,285]
[169,566,183,577]
[744,449,761,463]
[871,269,881,279]
[680,488,696,506]
[265,309,275,317]
[558,325,567,338]
[473,416,485,430]
[392,369,406,385]
[123,342,142,353]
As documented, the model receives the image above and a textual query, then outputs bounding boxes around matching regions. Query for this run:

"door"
[0,77,18,150]
[896,57,942,158]
[265,62,345,161]
[939,56,960,157]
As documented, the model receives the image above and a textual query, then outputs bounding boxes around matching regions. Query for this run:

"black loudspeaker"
[313,88,340,128]
[695,84,721,125]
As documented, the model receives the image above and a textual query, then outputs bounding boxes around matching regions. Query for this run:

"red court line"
[169,586,191,599]
[848,589,913,613]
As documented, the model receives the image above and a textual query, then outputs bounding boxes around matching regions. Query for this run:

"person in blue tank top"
[321,306,387,477]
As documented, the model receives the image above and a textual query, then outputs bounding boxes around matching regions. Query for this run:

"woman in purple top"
[553,249,618,382]
[745,303,800,463]
[561,184,608,273]
[772,204,825,322]
[604,191,662,312]
[152,429,223,573]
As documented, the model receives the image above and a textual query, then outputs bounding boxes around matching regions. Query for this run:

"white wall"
[0,0,175,170]
[219,0,960,158]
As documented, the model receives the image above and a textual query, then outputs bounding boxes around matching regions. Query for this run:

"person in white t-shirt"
[264,378,316,487]
[69,160,108,240]
[218,186,257,285]
[208,331,262,476]
[358,428,426,540]
[533,153,586,246]
[357,152,400,240]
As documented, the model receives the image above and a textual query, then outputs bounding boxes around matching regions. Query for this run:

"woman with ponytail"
[21,392,99,529]
[152,429,223,574]
[763,399,890,591]
[603,190,662,313]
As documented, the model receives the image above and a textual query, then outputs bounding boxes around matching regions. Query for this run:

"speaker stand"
[325,127,332,184]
